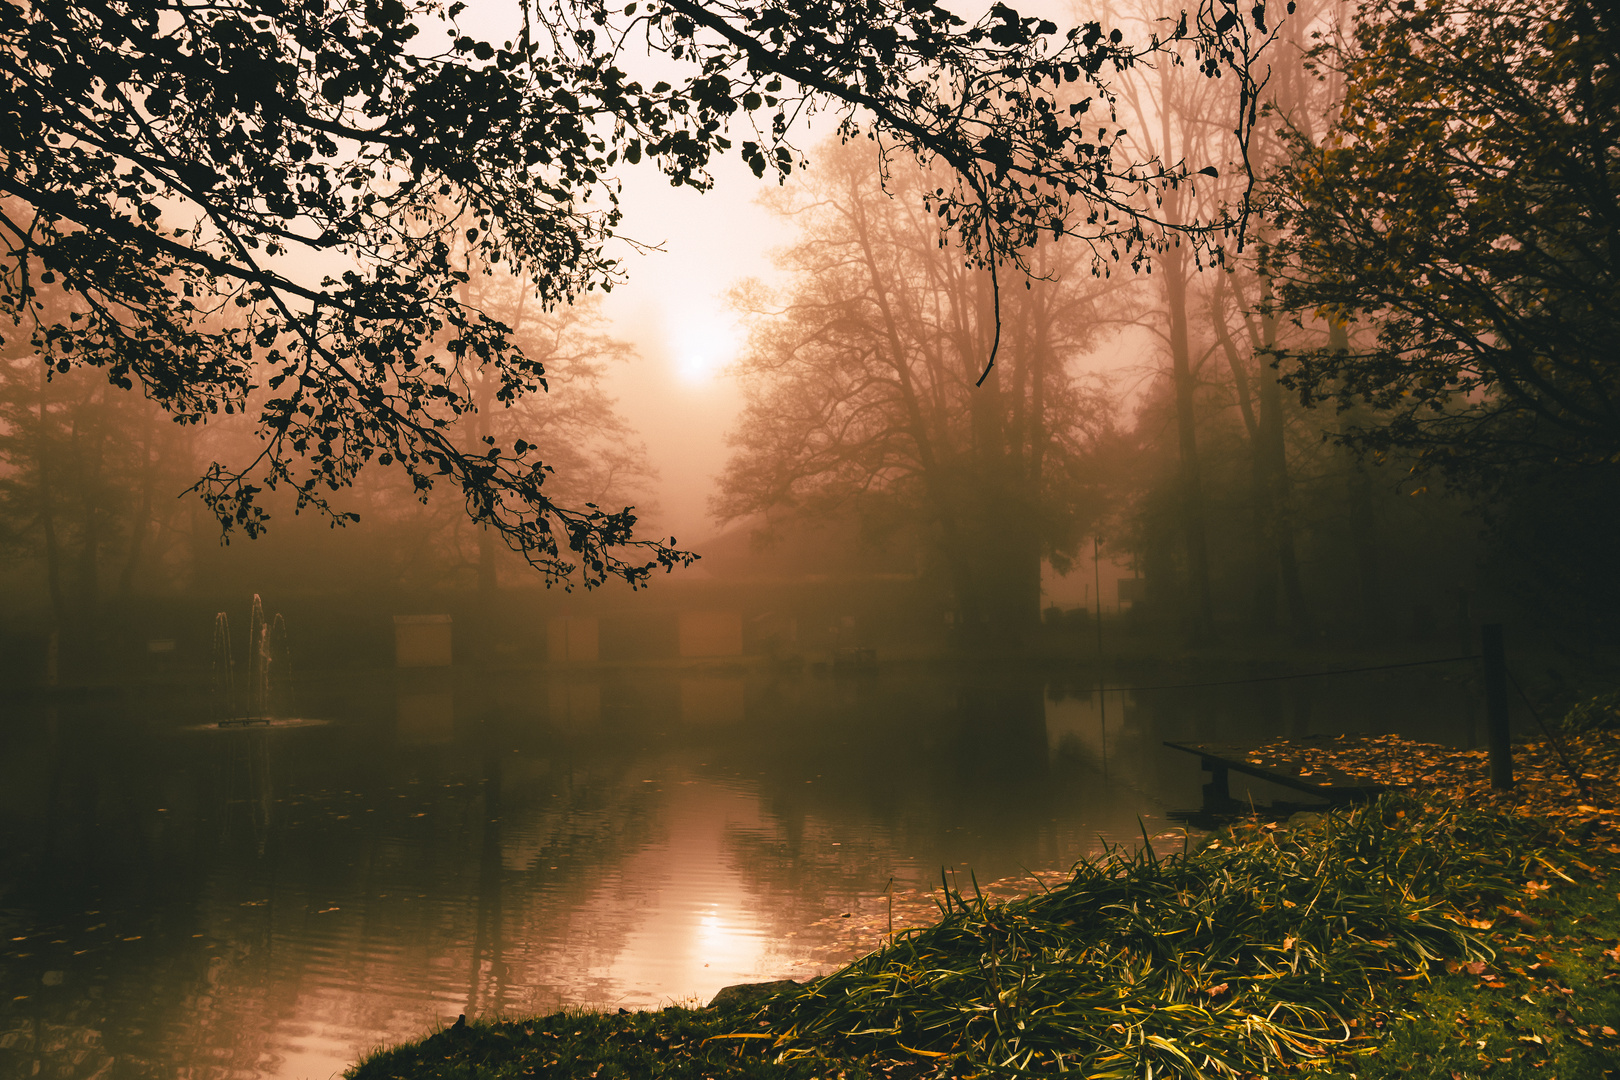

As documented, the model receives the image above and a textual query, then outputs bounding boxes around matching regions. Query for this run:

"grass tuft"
[754,797,1556,1078]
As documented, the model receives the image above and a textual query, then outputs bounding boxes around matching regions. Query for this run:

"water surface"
[0,662,1479,1080]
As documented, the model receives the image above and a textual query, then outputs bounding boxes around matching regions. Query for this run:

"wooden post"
[1201,756,1232,810]
[1481,623,1512,790]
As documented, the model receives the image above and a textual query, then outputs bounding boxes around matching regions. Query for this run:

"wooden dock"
[1164,740,1391,810]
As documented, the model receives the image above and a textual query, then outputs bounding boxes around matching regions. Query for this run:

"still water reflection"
[0,664,1478,1080]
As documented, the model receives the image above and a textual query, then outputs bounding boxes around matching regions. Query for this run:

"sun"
[669,308,742,386]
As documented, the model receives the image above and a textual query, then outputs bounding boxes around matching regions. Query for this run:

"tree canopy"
[1,0,1268,587]
[1272,0,1620,489]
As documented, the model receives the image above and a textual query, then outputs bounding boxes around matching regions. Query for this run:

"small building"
[394,614,453,667]
[678,610,743,658]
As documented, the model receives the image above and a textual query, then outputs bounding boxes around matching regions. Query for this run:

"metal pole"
[1481,623,1512,789]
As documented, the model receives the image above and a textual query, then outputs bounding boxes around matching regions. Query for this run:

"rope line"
[1096,654,1481,695]
[1505,669,1593,801]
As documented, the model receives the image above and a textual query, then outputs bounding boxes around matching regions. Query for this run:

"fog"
[589,152,778,544]
[5,122,1607,670]
[3,0,1617,1076]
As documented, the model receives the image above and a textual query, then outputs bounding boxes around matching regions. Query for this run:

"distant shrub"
[1558,691,1620,735]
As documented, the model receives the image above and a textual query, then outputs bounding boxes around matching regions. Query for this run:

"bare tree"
[717,141,1124,637]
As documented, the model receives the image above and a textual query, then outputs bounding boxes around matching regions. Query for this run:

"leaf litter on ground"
[1244,729,1620,842]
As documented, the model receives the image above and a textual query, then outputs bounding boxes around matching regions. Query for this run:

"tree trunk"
[477,526,498,598]
[1256,271,1312,640]
[72,414,104,667]
[968,300,1045,640]
[1163,231,1216,642]
[1159,88,1216,643]
[851,207,987,637]
[1332,317,1383,637]
[118,429,155,603]
[1211,277,1277,632]
[1017,299,1052,636]
[37,364,67,638]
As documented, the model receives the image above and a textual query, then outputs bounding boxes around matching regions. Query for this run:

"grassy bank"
[349,734,1620,1080]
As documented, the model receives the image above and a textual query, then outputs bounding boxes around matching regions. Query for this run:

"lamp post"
[1095,536,1107,764]
[1093,536,1104,657]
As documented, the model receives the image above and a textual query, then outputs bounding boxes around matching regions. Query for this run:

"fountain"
[213,594,291,726]
[211,610,235,715]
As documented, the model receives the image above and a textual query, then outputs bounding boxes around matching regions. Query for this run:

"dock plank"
[1164,739,1391,804]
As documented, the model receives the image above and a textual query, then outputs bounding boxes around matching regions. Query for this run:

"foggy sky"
[592,156,786,545]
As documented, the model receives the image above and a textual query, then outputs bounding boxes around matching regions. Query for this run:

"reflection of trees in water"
[714,676,1068,943]
[1039,666,1479,821]
[714,666,1469,945]
[35,704,160,889]
[153,718,682,1074]
[3,703,224,1080]
[0,686,686,1079]
[485,729,685,1015]
[468,743,504,1020]
[1048,665,1477,750]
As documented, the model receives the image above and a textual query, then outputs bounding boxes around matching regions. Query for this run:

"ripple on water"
[181,718,332,733]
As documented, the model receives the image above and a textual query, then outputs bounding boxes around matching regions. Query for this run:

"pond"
[0,661,1481,1080]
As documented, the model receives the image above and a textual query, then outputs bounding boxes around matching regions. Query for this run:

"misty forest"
[2,1,1619,1078]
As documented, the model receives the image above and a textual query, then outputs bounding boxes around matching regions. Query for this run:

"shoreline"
[346,728,1620,1080]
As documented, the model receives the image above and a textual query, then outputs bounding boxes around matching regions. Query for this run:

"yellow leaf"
[897,1044,952,1058]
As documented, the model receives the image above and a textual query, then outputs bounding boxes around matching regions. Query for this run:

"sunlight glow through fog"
[428,0,1092,545]
[669,309,744,386]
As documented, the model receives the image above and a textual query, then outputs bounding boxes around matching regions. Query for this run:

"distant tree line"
[717,0,1618,651]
